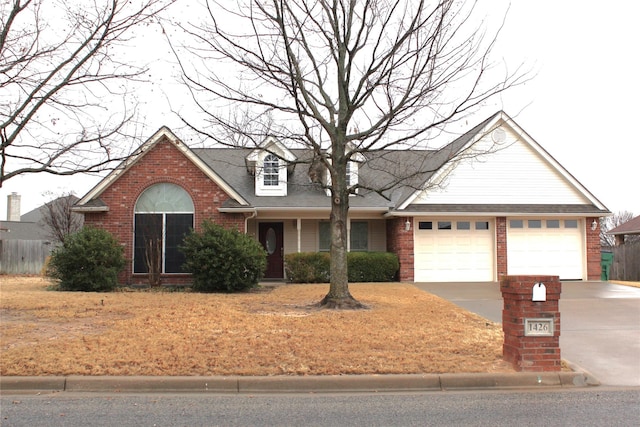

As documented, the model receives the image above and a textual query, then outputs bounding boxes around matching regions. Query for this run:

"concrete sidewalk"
[0,371,597,394]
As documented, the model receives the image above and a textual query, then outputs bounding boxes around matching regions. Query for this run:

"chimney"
[7,192,21,221]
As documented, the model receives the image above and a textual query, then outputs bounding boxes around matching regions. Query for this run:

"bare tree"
[171,0,528,308]
[39,191,83,243]
[601,211,638,247]
[0,0,173,186]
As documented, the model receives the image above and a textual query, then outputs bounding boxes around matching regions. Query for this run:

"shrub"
[284,252,399,283]
[284,252,331,283]
[48,227,125,292]
[347,252,399,282]
[181,220,267,292]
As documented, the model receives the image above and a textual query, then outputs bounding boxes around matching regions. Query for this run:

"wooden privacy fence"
[610,241,640,282]
[0,240,53,275]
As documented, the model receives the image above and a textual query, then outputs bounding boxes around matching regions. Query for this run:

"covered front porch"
[239,208,390,280]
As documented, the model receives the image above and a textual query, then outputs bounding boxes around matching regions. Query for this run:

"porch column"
[296,218,301,253]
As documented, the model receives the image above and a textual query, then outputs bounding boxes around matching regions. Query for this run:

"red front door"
[259,222,284,279]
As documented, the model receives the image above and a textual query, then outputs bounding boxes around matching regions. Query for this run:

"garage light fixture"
[591,219,598,231]
[405,219,411,231]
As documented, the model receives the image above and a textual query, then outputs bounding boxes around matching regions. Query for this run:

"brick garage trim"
[586,217,601,280]
[386,217,414,282]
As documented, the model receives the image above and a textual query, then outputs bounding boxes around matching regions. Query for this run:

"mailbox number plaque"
[524,318,554,337]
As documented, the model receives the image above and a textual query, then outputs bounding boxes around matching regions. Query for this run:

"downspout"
[244,210,257,234]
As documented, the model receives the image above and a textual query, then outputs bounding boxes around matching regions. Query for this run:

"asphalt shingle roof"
[607,215,640,235]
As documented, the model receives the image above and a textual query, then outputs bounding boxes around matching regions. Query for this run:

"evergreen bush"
[284,252,331,283]
[284,252,398,283]
[347,252,399,282]
[48,227,125,292]
[181,220,267,292]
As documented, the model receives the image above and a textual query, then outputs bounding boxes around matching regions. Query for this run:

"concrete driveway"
[414,281,640,386]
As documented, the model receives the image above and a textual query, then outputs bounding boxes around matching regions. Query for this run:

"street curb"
[0,372,598,394]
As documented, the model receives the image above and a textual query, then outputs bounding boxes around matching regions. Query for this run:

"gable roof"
[75,127,249,210]
[394,111,609,214]
[73,113,609,216]
[246,136,297,164]
[607,215,640,235]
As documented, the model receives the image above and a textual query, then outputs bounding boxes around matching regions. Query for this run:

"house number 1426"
[524,318,554,337]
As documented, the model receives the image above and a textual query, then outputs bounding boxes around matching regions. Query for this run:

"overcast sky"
[2,0,638,219]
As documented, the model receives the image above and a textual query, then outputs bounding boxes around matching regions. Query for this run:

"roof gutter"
[219,206,389,214]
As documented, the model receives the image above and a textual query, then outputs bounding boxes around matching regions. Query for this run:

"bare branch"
[170,0,531,307]
[0,0,175,186]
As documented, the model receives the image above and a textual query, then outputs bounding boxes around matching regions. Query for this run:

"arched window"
[133,183,194,274]
[263,154,280,186]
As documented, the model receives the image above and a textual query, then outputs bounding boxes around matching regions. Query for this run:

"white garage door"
[507,219,583,280]
[414,219,494,282]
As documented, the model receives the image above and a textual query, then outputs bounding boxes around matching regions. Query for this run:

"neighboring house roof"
[1,195,82,241]
[607,215,640,235]
[20,195,80,223]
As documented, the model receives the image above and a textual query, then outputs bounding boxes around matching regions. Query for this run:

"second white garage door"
[507,218,584,280]
[414,219,494,282]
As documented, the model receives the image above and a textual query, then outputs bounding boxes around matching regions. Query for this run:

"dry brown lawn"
[0,276,513,376]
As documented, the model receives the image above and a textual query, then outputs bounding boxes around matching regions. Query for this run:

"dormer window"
[246,137,297,197]
[263,154,280,186]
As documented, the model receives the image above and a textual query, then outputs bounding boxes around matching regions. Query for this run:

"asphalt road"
[1,388,639,426]
[414,281,640,386]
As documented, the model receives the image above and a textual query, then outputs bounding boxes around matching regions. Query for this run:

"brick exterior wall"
[386,217,414,282]
[83,137,245,285]
[586,217,602,280]
[496,217,508,279]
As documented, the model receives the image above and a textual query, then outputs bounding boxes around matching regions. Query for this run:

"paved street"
[2,388,639,426]
[414,281,640,386]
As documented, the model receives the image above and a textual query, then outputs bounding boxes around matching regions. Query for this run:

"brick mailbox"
[501,275,562,372]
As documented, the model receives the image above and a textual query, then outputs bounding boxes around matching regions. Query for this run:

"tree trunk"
[318,151,366,310]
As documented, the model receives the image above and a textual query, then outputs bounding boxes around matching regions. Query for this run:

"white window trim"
[256,151,288,196]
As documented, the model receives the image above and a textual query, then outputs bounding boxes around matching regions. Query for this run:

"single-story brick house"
[73,111,609,285]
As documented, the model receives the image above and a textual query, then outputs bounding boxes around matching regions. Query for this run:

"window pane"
[135,183,194,213]
[456,221,470,230]
[547,220,560,228]
[528,220,542,229]
[264,154,279,186]
[418,221,432,230]
[510,220,523,228]
[438,221,452,230]
[165,214,193,273]
[475,221,490,230]
[350,222,368,251]
[565,219,578,228]
[134,214,163,273]
[319,222,330,251]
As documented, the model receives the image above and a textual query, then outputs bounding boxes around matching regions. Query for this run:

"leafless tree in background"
[0,0,174,186]
[601,211,638,247]
[39,191,83,243]
[171,0,528,308]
